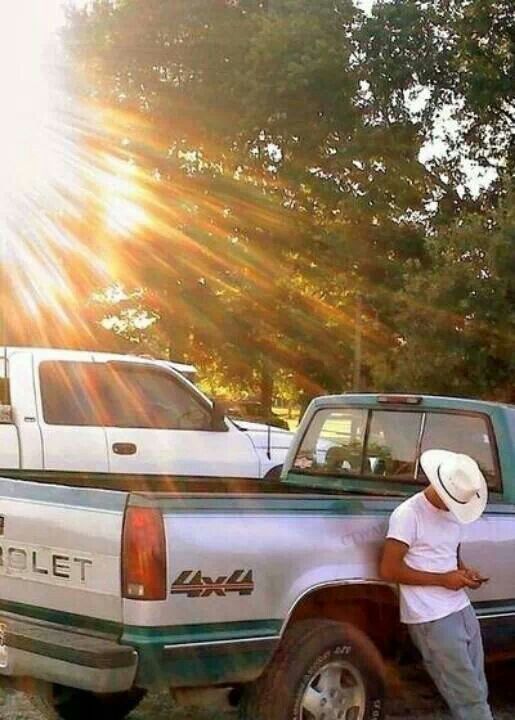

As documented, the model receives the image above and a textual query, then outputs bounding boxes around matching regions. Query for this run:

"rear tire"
[239,619,386,720]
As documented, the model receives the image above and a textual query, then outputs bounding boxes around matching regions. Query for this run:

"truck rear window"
[365,410,422,478]
[421,413,498,487]
[294,409,367,474]
[293,407,500,489]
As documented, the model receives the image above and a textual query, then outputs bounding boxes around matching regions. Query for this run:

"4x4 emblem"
[171,569,254,598]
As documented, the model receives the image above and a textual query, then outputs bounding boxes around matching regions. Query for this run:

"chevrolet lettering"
[0,543,93,584]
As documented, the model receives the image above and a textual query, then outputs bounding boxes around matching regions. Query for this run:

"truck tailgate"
[0,476,127,629]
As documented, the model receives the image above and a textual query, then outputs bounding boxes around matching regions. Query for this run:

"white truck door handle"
[112,442,137,456]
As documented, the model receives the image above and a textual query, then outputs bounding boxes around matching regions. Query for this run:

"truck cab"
[0,347,292,478]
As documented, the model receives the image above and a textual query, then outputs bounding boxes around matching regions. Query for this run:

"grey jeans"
[408,605,494,720]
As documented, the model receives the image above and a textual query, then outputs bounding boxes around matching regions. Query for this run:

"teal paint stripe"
[122,619,282,647]
[284,473,422,497]
[158,494,398,514]
[0,599,283,651]
[0,598,121,636]
[158,495,515,515]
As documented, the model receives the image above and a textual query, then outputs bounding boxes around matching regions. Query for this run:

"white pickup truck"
[0,347,292,480]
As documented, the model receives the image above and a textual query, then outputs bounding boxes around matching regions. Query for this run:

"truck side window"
[365,410,423,479]
[98,365,212,430]
[293,409,367,474]
[421,413,499,489]
[40,362,102,426]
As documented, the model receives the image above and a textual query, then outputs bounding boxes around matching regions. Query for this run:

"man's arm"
[380,538,480,590]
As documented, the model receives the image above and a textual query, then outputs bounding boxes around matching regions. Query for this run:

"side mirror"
[0,405,13,424]
[211,400,228,432]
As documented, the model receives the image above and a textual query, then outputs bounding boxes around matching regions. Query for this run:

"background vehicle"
[227,398,290,430]
[0,393,512,720]
[0,347,292,479]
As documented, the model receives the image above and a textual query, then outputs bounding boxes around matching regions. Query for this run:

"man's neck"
[424,486,450,511]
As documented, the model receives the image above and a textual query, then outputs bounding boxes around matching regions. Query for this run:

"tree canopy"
[56,0,514,406]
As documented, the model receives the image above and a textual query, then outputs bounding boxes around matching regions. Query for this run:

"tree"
[61,0,514,404]
[371,178,514,400]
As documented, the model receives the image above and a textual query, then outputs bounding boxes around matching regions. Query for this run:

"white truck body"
[0,347,292,479]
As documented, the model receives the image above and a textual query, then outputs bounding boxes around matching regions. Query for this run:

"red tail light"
[122,506,166,601]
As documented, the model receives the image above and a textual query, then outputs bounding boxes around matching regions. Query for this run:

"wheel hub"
[299,660,365,720]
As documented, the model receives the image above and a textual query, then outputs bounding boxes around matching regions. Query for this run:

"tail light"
[122,506,166,601]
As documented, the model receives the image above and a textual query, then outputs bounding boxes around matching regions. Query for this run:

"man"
[380,449,494,720]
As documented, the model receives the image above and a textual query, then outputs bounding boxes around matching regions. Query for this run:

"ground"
[1,662,514,719]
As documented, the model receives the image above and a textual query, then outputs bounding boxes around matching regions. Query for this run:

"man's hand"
[380,539,488,590]
[463,567,489,586]
[443,569,482,591]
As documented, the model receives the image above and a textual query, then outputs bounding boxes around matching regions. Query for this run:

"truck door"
[94,360,260,477]
[8,350,43,469]
[35,357,109,472]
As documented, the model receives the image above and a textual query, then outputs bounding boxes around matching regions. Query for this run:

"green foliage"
[371,180,515,400]
[61,0,514,405]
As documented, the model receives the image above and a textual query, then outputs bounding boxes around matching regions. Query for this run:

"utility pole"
[353,294,362,392]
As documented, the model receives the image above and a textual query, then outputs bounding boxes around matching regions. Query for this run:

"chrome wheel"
[300,660,366,720]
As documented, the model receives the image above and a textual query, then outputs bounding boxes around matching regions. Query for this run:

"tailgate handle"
[113,442,137,456]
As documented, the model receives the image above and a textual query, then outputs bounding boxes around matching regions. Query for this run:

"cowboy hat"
[420,449,488,524]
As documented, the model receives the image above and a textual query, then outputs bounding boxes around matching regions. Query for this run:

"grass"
[129,692,234,720]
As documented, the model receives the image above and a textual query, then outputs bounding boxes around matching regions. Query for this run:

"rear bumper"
[0,612,137,693]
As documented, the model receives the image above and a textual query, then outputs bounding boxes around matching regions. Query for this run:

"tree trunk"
[353,294,362,391]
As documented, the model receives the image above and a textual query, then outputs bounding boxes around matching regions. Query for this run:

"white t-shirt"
[387,492,470,624]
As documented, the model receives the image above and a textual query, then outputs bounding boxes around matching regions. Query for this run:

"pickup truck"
[0,393,512,720]
[0,346,292,479]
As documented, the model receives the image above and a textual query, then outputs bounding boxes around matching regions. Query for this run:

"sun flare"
[0,1,145,342]
[0,2,63,203]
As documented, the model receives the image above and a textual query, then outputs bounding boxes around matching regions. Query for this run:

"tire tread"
[239,618,385,720]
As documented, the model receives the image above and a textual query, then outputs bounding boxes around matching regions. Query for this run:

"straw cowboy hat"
[420,449,488,524]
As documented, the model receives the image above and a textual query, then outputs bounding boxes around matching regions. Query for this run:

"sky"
[355,0,375,13]
[0,2,62,202]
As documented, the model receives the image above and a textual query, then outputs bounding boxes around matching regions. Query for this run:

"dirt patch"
[1,663,515,720]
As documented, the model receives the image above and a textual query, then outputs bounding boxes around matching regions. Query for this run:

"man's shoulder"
[390,493,423,522]
[390,492,423,520]
[386,492,423,543]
